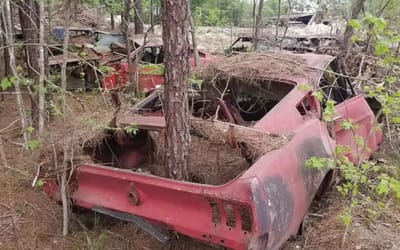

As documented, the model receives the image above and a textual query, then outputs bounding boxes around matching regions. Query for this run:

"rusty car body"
[44,52,381,249]
[228,34,339,54]
[102,34,215,92]
[48,28,214,92]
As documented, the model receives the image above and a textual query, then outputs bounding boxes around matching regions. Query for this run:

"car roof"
[201,52,335,86]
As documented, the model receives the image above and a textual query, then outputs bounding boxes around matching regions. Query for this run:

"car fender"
[241,118,335,249]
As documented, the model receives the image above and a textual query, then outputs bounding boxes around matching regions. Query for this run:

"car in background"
[103,34,215,92]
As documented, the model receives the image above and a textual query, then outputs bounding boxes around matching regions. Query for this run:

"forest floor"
[0,92,399,250]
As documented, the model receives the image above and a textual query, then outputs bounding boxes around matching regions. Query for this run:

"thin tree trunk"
[150,0,154,31]
[377,0,392,17]
[161,0,190,180]
[280,0,292,50]
[123,0,135,93]
[17,0,40,129]
[60,1,72,236]
[0,26,4,95]
[252,0,256,36]
[342,0,366,51]
[275,0,281,46]
[38,0,45,135]
[188,1,199,66]
[254,0,265,51]
[111,11,115,29]
[134,0,144,34]
[3,0,29,145]
[61,26,70,238]
[0,13,10,76]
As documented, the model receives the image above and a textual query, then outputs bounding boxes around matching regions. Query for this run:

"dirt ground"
[0,91,399,250]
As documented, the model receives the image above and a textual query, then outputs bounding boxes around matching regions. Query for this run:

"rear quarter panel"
[242,118,335,249]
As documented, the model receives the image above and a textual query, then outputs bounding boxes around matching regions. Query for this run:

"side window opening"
[296,95,318,118]
[319,60,353,104]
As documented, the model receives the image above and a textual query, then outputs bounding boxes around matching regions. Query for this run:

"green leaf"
[124,125,138,135]
[35,179,46,188]
[350,35,361,43]
[297,84,312,92]
[375,42,390,55]
[26,126,35,134]
[372,165,380,172]
[354,136,365,149]
[98,65,113,75]
[322,100,338,122]
[376,177,390,196]
[305,156,335,170]
[0,77,13,91]
[385,76,396,85]
[139,64,165,76]
[391,117,400,124]
[340,119,354,130]
[348,19,361,30]
[339,210,352,226]
[312,91,325,102]
[27,140,40,152]
[335,145,352,156]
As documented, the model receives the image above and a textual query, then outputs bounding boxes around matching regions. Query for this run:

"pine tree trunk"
[161,0,190,180]
[17,0,40,129]
[134,0,144,34]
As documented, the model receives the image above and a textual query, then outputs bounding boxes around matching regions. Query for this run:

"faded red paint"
[102,52,215,92]
[102,63,165,92]
[45,53,381,250]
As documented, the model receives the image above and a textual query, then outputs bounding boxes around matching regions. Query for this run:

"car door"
[319,59,381,162]
[333,95,382,163]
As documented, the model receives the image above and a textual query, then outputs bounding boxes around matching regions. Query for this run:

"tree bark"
[38,0,45,135]
[16,0,40,129]
[150,0,154,31]
[188,2,199,66]
[280,0,293,50]
[275,0,281,46]
[161,0,190,180]
[123,0,135,92]
[60,1,72,236]
[254,0,265,51]
[134,0,144,34]
[252,0,256,36]
[3,0,29,145]
[342,0,366,51]
[0,13,11,77]
[111,11,115,29]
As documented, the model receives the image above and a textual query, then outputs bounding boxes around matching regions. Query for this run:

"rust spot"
[263,176,293,237]
[127,183,140,206]
[296,137,330,200]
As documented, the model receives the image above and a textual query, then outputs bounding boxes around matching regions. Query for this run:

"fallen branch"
[0,137,9,168]
[0,119,21,134]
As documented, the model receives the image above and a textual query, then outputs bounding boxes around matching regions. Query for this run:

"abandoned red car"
[44,52,381,249]
[102,34,215,92]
